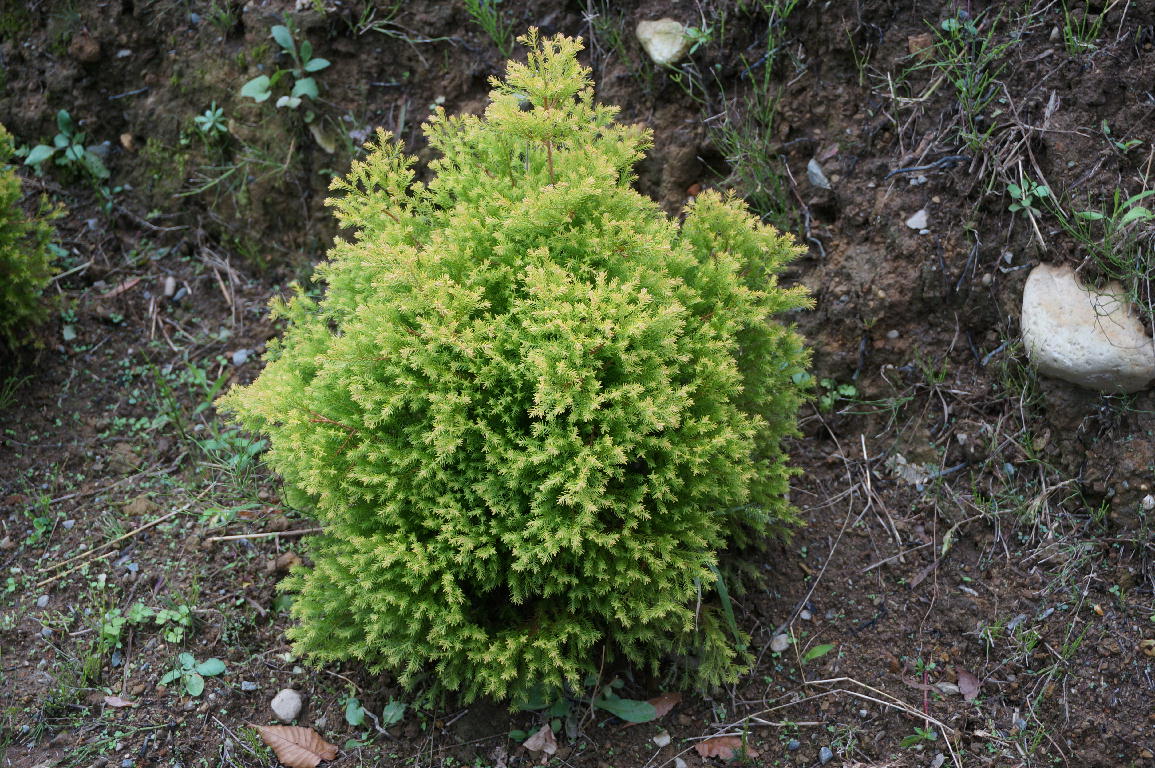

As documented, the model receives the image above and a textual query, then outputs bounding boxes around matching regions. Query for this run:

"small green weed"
[1007,178,1050,218]
[923,11,1017,151]
[463,0,513,57]
[344,695,407,732]
[194,102,228,138]
[1060,0,1118,54]
[900,726,938,748]
[1051,187,1155,314]
[159,652,226,696]
[22,109,109,181]
[241,22,330,120]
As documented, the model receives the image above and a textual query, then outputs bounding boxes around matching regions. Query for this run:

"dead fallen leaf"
[957,667,981,701]
[694,735,758,760]
[97,277,142,300]
[103,695,136,708]
[648,692,681,718]
[521,724,557,763]
[252,724,337,768]
[622,692,682,729]
[1140,639,1155,657]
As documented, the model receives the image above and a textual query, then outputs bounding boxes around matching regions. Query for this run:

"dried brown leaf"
[521,723,557,764]
[103,695,135,708]
[694,735,758,760]
[252,724,338,768]
[648,692,681,718]
[957,667,981,702]
[522,723,557,756]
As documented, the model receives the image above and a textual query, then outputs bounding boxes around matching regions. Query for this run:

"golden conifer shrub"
[0,124,58,349]
[222,31,812,703]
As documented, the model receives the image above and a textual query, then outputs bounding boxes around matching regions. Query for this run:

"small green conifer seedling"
[221,30,811,703]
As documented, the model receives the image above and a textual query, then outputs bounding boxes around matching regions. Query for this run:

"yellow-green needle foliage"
[0,124,58,349]
[221,30,811,703]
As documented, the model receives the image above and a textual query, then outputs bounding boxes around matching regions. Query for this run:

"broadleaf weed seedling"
[22,109,109,182]
[241,22,330,121]
[1007,178,1049,218]
[159,652,225,697]
[194,102,228,139]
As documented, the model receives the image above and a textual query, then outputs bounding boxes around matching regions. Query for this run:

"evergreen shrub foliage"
[222,31,812,702]
[0,124,58,348]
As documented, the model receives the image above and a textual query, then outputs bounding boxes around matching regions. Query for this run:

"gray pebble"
[271,688,303,722]
[786,738,800,751]
[240,681,258,692]
[231,349,252,366]
[799,609,812,621]
[36,595,49,608]
[62,519,75,529]
[819,746,833,764]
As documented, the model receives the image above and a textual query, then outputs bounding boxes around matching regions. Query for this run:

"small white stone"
[636,19,691,66]
[905,209,928,229]
[799,608,812,620]
[1021,263,1155,393]
[675,758,688,768]
[807,158,831,190]
[653,730,671,748]
[886,330,900,339]
[163,276,176,297]
[1142,495,1155,511]
[770,633,791,652]
[270,688,303,722]
[36,595,49,608]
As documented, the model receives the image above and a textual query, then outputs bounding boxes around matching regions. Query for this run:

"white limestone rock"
[636,19,690,66]
[270,688,303,722]
[1021,263,1155,393]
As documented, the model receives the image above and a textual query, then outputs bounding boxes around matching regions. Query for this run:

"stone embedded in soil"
[108,443,141,474]
[68,31,101,63]
[653,730,671,748]
[124,495,159,517]
[905,209,928,230]
[271,688,303,722]
[770,633,791,653]
[819,746,834,764]
[636,19,691,66]
[807,158,831,190]
[1021,263,1155,393]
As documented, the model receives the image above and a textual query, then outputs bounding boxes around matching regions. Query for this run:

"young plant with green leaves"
[1051,187,1155,315]
[241,23,330,119]
[463,0,513,58]
[925,10,1017,151]
[23,109,109,181]
[0,123,60,349]
[222,30,811,704]
[159,652,225,697]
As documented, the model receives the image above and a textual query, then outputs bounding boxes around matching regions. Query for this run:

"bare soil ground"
[1,1,1154,767]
